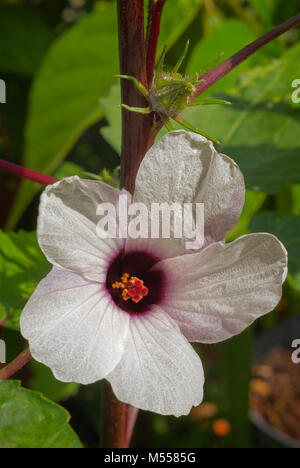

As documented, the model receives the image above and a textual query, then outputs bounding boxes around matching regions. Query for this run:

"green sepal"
[173,116,221,145]
[114,75,148,98]
[190,98,232,106]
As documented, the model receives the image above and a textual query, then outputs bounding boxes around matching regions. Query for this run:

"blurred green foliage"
[0,0,299,448]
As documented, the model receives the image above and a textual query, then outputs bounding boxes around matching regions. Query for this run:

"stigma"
[112,273,149,304]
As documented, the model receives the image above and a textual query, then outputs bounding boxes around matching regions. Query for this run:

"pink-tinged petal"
[38,176,129,282]
[107,307,204,417]
[132,130,245,258]
[20,268,129,384]
[155,234,287,343]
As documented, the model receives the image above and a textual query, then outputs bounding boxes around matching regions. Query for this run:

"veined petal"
[156,233,287,343]
[107,307,204,417]
[20,268,129,384]
[132,130,245,257]
[38,176,128,282]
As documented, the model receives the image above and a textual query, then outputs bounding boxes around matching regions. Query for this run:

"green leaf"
[0,230,50,330]
[291,185,300,216]
[99,84,122,154]
[0,381,82,448]
[248,0,282,27]
[218,327,253,448]
[7,2,118,229]
[0,4,52,77]
[227,190,267,242]
[183,42,300,193]
[250,212,300,291]
[53,161,91,180]
[187,19,255,94]
[157,0,202,53]
[28,361,79,403]
[187,19,280,95]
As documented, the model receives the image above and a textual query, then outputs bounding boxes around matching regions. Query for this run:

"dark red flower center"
[106,251,165,314]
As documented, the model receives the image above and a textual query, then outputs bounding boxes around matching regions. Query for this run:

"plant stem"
[102,382,128,448]
[0,348,32,380]
[146,0,167,85]
[193,12,300,98]
[118,0,155,194]
[125,405,139,447]
[0,159,57,186]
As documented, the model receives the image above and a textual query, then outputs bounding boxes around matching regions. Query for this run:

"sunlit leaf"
[157,0,202,53]
[227,190,267,242]
[0,230,50,330]
[99,85,122,154]
[0,381,82,448]
[184,42,300,193]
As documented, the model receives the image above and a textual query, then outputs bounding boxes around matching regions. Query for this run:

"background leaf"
[0,4,52,77]
[28,361,79,403]
[0,230,50,329]
[7,2,119,229]
[0,381,82,448]
[183,42,300,193]
[227,190,267,241]
[157,0,202,53]
[99,84,122,154]
[250,212,300,290]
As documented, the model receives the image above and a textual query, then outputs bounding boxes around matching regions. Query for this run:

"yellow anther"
[122,289,130,301]
[121,273,130,283]
[112,272,149,304]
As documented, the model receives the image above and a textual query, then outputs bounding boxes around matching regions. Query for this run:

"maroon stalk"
[146,0,167,85]
[193,12,300,97]
[0,349,32,380]
[118,0,156,194]
[102,383,128,448]
[0,159,57,186]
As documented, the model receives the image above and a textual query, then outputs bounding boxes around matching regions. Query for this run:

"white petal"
[107,307,204,417]
[20,268,129,384]
[132,130,245,257]
[156,234,287,343]
[38,176,128,282]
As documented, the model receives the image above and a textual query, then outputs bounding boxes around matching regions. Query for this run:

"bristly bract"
[115,41,231,144]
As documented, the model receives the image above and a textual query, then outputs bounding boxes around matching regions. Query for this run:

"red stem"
[194,12,300,97]
[0,349,32,380]
[118,0,155,194]
[0,159,57,186]
[125,405,139,447]
[102,383,128,448]
[146,0,167,86]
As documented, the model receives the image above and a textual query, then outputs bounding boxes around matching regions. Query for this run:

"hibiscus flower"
[21,131,287,417]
